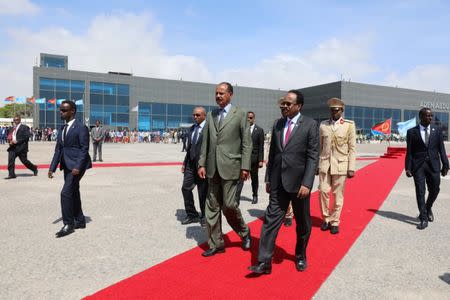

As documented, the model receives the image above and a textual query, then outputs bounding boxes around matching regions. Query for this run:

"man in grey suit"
[198,82,253,257]
[91,120,105,162]
[249,90,319,274]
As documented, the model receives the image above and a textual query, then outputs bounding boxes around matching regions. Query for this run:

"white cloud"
[219,36,380,90]
[0,12,212,100]
[0,0,39,15]
[384,65,450,93]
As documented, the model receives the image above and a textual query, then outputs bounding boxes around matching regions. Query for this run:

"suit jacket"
[250,124,265,165]
[50,120,92,173]
[91,126,105,142]
[7,124,31,154]
[405,124,449,174]
[318,118,356,175]
[265,114,319,193]
[199,105,252,180]
[183,123,204,167]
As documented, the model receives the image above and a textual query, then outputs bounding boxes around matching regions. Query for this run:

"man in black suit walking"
[249,90,319,274]
[405,107,448,230]
[5,116,38,179]
[235,111,264,205]
[48,100,92,238]
[181,107,208,227]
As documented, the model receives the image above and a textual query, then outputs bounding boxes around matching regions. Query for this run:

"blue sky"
[1,0,450,100]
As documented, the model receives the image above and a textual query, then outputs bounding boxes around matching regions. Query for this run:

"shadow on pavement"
[51,216,92,224]
[367,209,418,226]
[439,273,450,285]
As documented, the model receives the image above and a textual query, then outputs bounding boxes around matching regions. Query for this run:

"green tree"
[0,103,34,118]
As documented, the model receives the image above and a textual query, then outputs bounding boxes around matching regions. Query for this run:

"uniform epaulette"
[344,119,354,124]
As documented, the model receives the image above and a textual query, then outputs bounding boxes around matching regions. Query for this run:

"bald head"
[193,106,206,124]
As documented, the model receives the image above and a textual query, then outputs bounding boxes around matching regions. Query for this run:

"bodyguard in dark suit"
[405,108,449,230]
[249,90,319,274]
[235,111,265,204]
[181,107,208,226]
[5,116,38,179]
[49,100,92,238]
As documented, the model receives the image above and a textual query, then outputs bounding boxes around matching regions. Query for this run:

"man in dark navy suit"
[235,111,265,205]
[5,116,38,179]
[405,107,448,230]
[180,107,208,226]
[48,100,92,238]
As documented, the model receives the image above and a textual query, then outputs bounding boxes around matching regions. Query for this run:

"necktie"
[424,127,429,146]
[63,124,68,142]
[192,124,200,145]
[284,120,293,146]
[218,109,225,126]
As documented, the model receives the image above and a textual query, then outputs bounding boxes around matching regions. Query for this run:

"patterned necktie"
[424,127,429,146]
[284,120,293,146]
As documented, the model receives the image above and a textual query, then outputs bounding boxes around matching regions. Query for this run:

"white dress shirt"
[419,124,430,144]
[283,112,301,144]
[62,119,75,142]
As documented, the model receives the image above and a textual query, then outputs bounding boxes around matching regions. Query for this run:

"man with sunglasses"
[48,100,92,238]
[318,98,356,235]
[181,107,208,227]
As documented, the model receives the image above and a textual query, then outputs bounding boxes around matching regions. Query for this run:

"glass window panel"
[39,90,55,101]
[364,108,373,119]
[118,95,129,106]
[182,116,194,124]
[91,104,103,113]
[39,110,46,126]
[46,111,55,126]
[117,106,129,113]
[71,92,84,101]
[90,82,104,94]
[43,57,65,68]
[104,94,116,105]
[182,104,196,116]
[354,106,363,118]
[55,91,70,101]
[152,116,166,130]
[104,105,116,113]
[138,115,150,130]
[55,79,70,91]
[168,104,181,115]
[70,80,85,92]
[40,77,55,90]
[117,84,129,96]
[139,102,151,114]
[167,116,181,128]
[364,118,374,130]
[76,112,84,123]
[90,94,103,105]
[152,103,166,115]
[103,83,116,95]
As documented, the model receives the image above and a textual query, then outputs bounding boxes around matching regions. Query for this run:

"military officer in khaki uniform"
[318,98,356,234]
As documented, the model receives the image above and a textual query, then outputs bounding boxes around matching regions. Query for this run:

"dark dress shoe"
[248,262,272,274]
[93,159,96,162]
[417,220,428,230]
[55,225,75,238]
[181,217,199,225]
[284,218,292,227]
[251,195,258,204]
[242,232,252,250]
[427,208,434,222]
[202,247,225,257]
[5,175,17,180]
[33,168,38,176]
[296,257,307,272]
[200,217,206,228]
[321,222,330,231]
[99,159,103,162]
[74,222,86,229]
[330,226,339,234]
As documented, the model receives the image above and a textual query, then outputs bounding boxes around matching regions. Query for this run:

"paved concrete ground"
[1,142,449,299]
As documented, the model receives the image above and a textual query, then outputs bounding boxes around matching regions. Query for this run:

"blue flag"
[35,98,46,104]
[397,117,416,137]
[75,99,83,105]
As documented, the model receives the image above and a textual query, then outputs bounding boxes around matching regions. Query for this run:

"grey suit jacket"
[91,126,105,142]
[199,105,252,180]
[265,114,319,193]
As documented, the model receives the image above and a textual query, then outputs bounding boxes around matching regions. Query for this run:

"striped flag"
[26,97,36,104]
[48,98,56,104]
[56,99,66,105]
[75,99,84,105]
[371,118,392,135]
[4,96,15,102]
[35,98,46,104]
[15,97,26,103]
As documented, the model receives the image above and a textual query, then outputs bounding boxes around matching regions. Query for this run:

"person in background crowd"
[91,120,105,162]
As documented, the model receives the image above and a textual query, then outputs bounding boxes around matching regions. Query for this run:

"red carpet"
[85,157,405,300]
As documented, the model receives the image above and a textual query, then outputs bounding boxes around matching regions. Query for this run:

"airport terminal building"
[33,53,450,140]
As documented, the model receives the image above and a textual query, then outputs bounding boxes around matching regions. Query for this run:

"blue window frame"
[71,80,85,92]
[55,79,70,91]
[90,82,104,94]
[40,78,55,90]
[117,84,129,96]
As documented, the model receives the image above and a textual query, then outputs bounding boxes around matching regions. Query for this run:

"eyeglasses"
[60,109,70,112]
[247,117,254,119]
[279,102,296,108]
[330,108,342,112]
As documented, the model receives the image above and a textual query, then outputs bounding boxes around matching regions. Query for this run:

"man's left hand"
[347,170,355,178]
[297,185,310,199]
[240,170,249,181]
[72,169,80,176]
[442,168,449,177]
[258,161,264,168]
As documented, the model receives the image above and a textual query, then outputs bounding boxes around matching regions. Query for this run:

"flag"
[397,117,416,137]
[75,99,83,105]
[15,97,26,103]
[131,105,138,112]
[4,96,15,102]
[26,97,35,104]
[35,98,46,104]
[371,118,392,135]
[56,99,66,105]
[48,98,56,104]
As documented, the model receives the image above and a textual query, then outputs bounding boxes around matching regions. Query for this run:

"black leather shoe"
[33,168,38,176]
[251,195,258,204]
[93,159,96,162]
[427,208,434,222]
[74,222,86,229]
[200,217,206,228]
[320,222,330,231]
[55,225,75,238]
[417,220,428,230]
[242,232,252,250]
[296,257,307,272]
[330,225,339,234]
[202,247,225,257]
[4,175,17,180]
[284,218,292,227]
[248,262,272,274]
[99,159,103,162]
[181,217,199,225]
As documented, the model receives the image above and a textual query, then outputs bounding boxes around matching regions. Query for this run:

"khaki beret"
[327,97,345,108]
